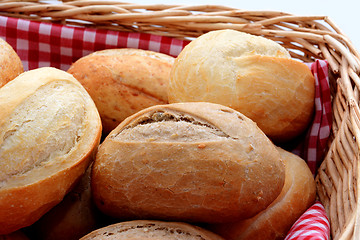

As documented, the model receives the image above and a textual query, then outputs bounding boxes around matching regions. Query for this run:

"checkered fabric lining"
[0,16,188,71]
[292,60,332,174]
[285,201,330,240]
[0,16,331,240]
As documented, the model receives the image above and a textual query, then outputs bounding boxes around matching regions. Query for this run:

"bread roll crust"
[209,147,316,240]
[168,29,315,142]
[79,220,224,240]
[0,67,102,234]
[92,102,285,223]
[67,48,174,134]
[0,37,23,88]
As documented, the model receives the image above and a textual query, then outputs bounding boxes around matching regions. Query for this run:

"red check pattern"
[0,16,331,240]
[292,60,332,174]
[0,16,189,71]
[285,201,330,240]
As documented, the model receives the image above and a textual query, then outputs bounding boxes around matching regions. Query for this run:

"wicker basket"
[0,1,359,239]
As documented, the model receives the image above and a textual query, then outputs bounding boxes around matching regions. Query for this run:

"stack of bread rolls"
[0,29,317,240]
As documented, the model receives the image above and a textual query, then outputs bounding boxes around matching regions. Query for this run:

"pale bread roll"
[79,220,224,240]
[91,102,285,223]
[67,48,174,135]
[168,29,315,142]
[0,37,23,87]
[0,67,102,234]
[209,147,316,240]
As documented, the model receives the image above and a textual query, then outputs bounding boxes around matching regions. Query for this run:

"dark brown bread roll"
[27,164,99,240]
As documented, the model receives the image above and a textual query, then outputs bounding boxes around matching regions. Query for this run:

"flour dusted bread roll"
[68,48,174,135]
[80,220,224,240]
[209,147,316,240]
[0,37,23,87]
[0,67,102,234]
[92,102,285,223]
[168,29,315,142]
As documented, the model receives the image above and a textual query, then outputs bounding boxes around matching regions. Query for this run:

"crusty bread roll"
[0,37,23,87]
[208,147,316,240]
[79,220,224,240]
[28,164,99,240]
[67,48,174,135]
[92,102,285,223]
[168,29,315,142]
[0,67,102,234]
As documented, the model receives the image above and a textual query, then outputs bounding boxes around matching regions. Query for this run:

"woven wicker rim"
[1,1,360,239]
[1,1,359,68]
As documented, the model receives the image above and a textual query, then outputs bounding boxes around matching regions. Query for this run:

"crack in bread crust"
[88,223,207,239]
[113,110,233,142]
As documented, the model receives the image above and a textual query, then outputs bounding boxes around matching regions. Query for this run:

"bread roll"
[67,48,174,135]
[0,37,23,87]
[92,102,285,223]
[208,147,316,240]
[168,29,315,142]
[27,164,99,240]
[0,67,102,234]
[79,220,224,240]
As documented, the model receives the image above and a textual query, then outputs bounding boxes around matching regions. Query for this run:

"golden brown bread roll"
[0,37,23,87]
[168,29,315,142]
[208,147,316,240]
[91,102,285,223]
[67,48,174,135]
[0,67,102,234]
[27,164,99,240]
[79,220,224,240]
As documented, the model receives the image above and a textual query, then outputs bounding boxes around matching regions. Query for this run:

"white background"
[130,0,360,52]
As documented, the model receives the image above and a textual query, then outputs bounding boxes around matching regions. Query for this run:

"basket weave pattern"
[1,1,360,239]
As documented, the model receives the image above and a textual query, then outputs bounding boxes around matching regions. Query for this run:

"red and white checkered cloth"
[292,60,332,174]
[0,16,188,71]
[285,201,330,240]
[0,16,331,240]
